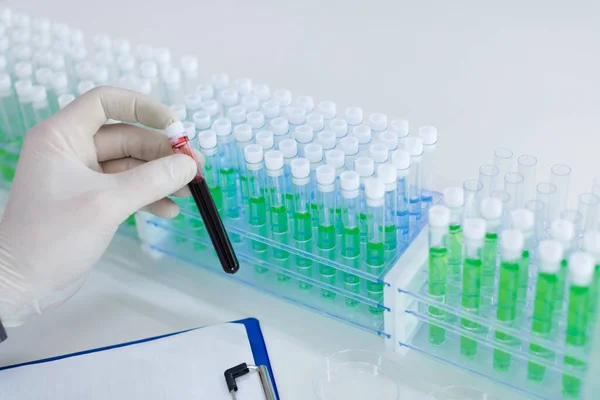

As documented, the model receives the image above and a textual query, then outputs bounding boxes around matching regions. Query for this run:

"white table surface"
[2,0,599,398]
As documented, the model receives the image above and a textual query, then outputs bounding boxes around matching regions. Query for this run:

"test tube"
[214,118,240,222]
[365,178,387,313]
[480,197,502,296]
[549,218,575,315]
[294,124,314,157]
[418,126,438,206]
[305,142,324,225]
[270,117,290,145]
[443,186,464,279]
[291,158,314,289]
[235,78,253,97]
[493,229,524,372]
[15,79,35,131]
[493,147,513,191]
[525,199,546,242]
[550,163,572,214]
[355,157,375,242]
[245,145,268,271]
[490,190,511,230]
[228,105,247,129]
[527,240,563,382]
[247,111,265,134]
[180,55,199,93]
[563,252,595,398]
[273,89,292,118]
[163,68,184,105]
[234,124,253,203]
[406,138,423,223]
[154,48,172,76]
[184,93,203,121]
[380,131,398,161]
[378,164,398,253]
[198,130,223,210]
[510,208,535,304]
[578,192,600,233]
[94,65,111,87]
[369,143,388,167]
[561,209,582,237]
[255,130,274,153]
[318,130,337,152]
[368,112,387,141]
[140,61,164,102]
[15,61,33,82]
[518,155,538,204]
[390,119,409,150]
[344,106,363,136]
[582,231,600,320]
[279,138,298,218]
[294,95,313,113]
[478,164,499,198]
[261,100,280,127]
[504,172,524,210]
[339,136,359,171]
[264,150,291,282]
[330,118,348,141]
[593,176,600,198]
[96,50,118,86]
[460,217,486,358]
[196,84,215,102]
[351,125,372,157]
[212,72,229,102]
[31,85,51,124]
[287,106,306,133]
[427,205,451,344]
[340,170,361,307]
[135,44,154,64]
[463,180,483,219]
[193,111,212,143]
[317,101,336,128]
[0,73,24,138]
[200,100,220,125]
[315,165,337,299]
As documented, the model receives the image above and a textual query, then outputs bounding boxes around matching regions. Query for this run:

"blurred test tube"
[536,182,557,223]
[526,199,546,242]
[493,147,513,191]
[463,179,483,219]
[504,172,524,210]
[517,154,537,204]
[550,164,571,217]
[479,164,499,197]
[578,192,600,233]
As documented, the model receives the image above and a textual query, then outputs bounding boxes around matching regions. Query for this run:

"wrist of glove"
[0,86,203,326]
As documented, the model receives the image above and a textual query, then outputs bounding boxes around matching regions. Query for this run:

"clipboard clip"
[224,362,277,400]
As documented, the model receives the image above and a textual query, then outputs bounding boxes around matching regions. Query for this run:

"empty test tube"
[460,218,486,358]
[418,126,438,206]
[294,95,313,113]
[577,192,600,233]
[198,130,223,210]
[365,178,387,314]
[427,205,451,345]
[536,182,558,223]
[493,147,514,191]
[463,180,483,219]
[406,137,424,222]
[582,231,600,321]
[291,158,314,289]
[339,136,359,171]
[378,164,398,253]
[352,125,372,157]
[549,219,575,315]
[478,164,499,197]
[247,111,265,134]
[518,155,538,204]
[344,106,363,135]
[316,165,338,299]
[294,125,314,157]
[481,197,502,297]
[527,240,563,382]
[510,209,535,304]
[287,106,306,133]
[504,172,524,211]
[444,187,464,279]
[494,229,524,372]
[270,117,290,145]
[340,171,361,307]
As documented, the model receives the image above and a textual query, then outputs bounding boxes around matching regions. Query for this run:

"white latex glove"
[0,86,203,327]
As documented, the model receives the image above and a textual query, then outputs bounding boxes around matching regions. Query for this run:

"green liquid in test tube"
[460,218,486,358]
[214,118,241,231]
[443,187,465,279]
[355,157,375,242]
[563,252,595,398]
[378,164,398,253]
[305,143,323,227]
[527,240,563,382]
[550,219,575,316]
[233,123,253,206]
[340,171,361,308]
[583,231,600,322]
[481,197,503,301]
[0,73,26,139]
[427,205,451,345]
[316,165,337,300]
[264,150,291,282]
[510,209,535,306]
[278,139,298,220]
[291,158,314,290]
[198,131,223,212]
[365,178,387,314]
[244,145,269,273]
[493,229,524,372]
[325,149,345,235]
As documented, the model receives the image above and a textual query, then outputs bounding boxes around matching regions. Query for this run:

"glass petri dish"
[429,385,498,400]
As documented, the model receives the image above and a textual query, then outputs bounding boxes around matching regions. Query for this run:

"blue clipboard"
[0,317,279,399]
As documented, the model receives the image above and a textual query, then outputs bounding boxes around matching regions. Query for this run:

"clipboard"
[0,318,280,400]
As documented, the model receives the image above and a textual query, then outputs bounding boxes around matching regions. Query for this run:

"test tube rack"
[390,151,600,400]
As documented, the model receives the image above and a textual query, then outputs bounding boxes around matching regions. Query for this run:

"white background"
[1,0,600,398]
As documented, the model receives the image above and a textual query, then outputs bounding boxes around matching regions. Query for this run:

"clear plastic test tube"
[214,118,240,222]
[536,182,558,224]
[15,79,35,131]
[198,130,223,210]
[294,125,314,157]
[490,190,511,230]
[378,164,398,253]
[330,118,348,141]
[368,112,387,141]
[184,93,203,121]
[551,164,571,217]
[481,197,502,296]
[261,100,280,127]
[305,142,324,225]
[493,147,513,191]
[317,101,336,128]
[31,85,51,124]
[163,68,184,106]
[193,111,212,143]
[406,138,424,222]
[526,199,546,242]
[228,105,247,129]
[270,117,290,145]
[463,180,483,219]
[287,106,306,133]
[443,186,464,279]
[197,84,215,102]
[380,131,398,161]
[504,172,524,211]
[351,125,372,157]
[279,138,298,218]
[549,218,575,315]
[340,170,361,306]
[339,136,359,171]
[0,73,24,138]
[316,165,338,299]
[355,157,375,242]
[365,178,387,314]
[344,106,362,135]
[294,95,313,113]
[582,231,600,320]
[140,61,164,102]
[180,55,199,93]
[369,143,388,168]
[200,100,220,125]
[245,145,268,266]
[273,89,292,118]
[247,111,265,134]
[291,158,314,289]
[510,208,535,304]
[418,126,438,205]
[234,124,253,203]
[240,94,259,112]
[318,130,337,153]
[518,155,537,204]
[479,164,499,198]
[578,192,600,233]
[390,119,409,150]
[392,150,410,238]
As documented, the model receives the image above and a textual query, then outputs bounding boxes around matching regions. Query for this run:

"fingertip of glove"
[170,154,199,183]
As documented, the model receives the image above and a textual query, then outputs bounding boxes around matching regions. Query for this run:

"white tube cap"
[140,61,158,78]
[339,136,359,156]
[261,100,280,119]
[163,68,182,86]
[273,89,292,107]
[235,78,253,96]
[391,149,411,171]
[52,73,68,91]
[269,117,289,136]
[510,209,535,232]
[326,149,345,170]
[198,130,218,149]
[193,111,211,130]
[295,96,314,113]
[136,44,154,62]
[113,38,131,55]
[390,119,409,138]
[183,121,195,138]
[583,231,600,259]
[550,219,575,243]
[58,94,75,109]
[184,93,203,111]
[568,252,595,287]
[221,88,239,107]
[227,105,247,124]
[256,130,274,150]
[369,143,389,163]
[463,218,486,241]
[352,125,372,145]
[443,187,464,209]
[501,229,524,255]
[317,101,336,119]
[306,113,325,132]
[31,86,47,103]
[318,130,337,150]
[405,137,424,156]
[118,54,136,73]
[291,158,310,179]
[164,121,185,139]
[35,68,54,87]
[180,55,198,73]
[253,84,270,102]
[317,165,336,186]
[94,65,110,85]
[279,139,298,159]
[265,150,284,171]
[154,47,172,65]
[201,100,219,118]
[419,125,438,145]
[538,240,564,273]
[340,171,360,192]
[0,74,10,92]
[196,84,214,101]
[15,80,33,100]
[93,33,111,50]
[212,72,229,91]
[330,119,348,138]
[234,124,253,143]
[213,118,233,136]
[378,163,397,185]
[244,143,264,164]
[247,111,265,130]
[15,62,32,80]
[170,104,187,121]
[345,107,363,126]
[380,131,398,151]
[355,157,375,178]
[241,94,260,112]
[295,125,314,144]
[480,197,503,220]
[368,113,387,131]
[428,205,451,228]
[365,178,385,200]
[287,106,306,125]
[304,143,323,164]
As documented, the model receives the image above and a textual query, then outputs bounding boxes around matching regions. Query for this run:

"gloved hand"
[0,86,203,327]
